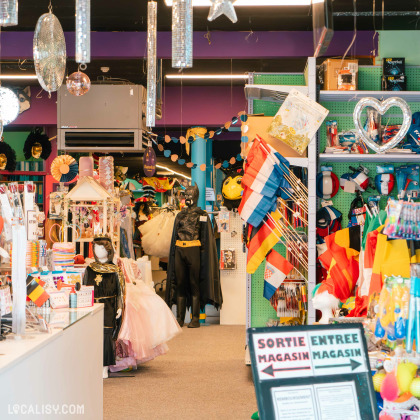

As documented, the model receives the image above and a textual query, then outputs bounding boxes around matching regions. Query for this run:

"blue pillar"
[191,128,207,210]
[205,137,213,213]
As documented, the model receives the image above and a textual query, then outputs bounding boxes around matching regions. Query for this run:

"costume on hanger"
[166,184,222,328]
[83,237,125,367]
[109,257,181,371]
[139,206,178,258]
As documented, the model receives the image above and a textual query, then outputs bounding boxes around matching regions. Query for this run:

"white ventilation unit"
[57,84,146,152]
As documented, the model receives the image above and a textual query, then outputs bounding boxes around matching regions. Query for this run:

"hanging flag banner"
[247,324,378,420]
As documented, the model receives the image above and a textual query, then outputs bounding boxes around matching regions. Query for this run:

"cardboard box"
[382,57,405,76]
[381,75,407,91]
[322,58,358,91]
[241,116,307,158]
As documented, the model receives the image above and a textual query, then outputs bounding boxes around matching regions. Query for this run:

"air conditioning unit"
[58,84,146,152]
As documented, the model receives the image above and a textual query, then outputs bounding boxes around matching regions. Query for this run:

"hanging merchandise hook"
[48,0,53,13]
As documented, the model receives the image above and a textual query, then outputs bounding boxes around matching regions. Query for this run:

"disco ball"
[66,71,91,96]
[0,87,20,125]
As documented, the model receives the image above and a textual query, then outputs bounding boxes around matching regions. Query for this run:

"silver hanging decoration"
[146,1,157,128]
[75,0,90,66]
[172,0,193,69]
[0,0,18,27]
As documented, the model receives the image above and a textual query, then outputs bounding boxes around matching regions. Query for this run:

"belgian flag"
[246,210,282,274]
[26,275,50,307]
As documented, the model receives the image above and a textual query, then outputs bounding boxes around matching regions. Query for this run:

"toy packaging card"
[381,75,407,91]
[220,249,236,270]
[268,88,329,155]
[217,210,230,233]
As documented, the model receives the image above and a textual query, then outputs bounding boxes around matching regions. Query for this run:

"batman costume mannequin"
[166,184,222,328]
[83,236,125,378]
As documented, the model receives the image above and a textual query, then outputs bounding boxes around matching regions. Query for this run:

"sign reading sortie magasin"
[248,324,378,420]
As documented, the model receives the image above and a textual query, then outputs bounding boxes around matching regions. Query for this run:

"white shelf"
[288,157,308,167]
[319,90,420,102]
[319,153,420,163]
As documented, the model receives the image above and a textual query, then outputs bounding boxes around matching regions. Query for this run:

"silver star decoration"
[208,0,238,24]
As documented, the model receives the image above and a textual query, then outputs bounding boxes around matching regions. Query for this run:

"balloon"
[380,372,399,402]
[353,96,412,153]
[397,362,417,393]
[373,372,386,392]
[410,377,420,398]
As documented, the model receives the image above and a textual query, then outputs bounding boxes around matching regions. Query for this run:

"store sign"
[248,324,378,420]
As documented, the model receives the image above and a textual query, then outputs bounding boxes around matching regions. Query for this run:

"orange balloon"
[209,131,215,138]
[200,163,206,171]
[180,136,186,144]
[157,144,164,151]
[186,162,194,168]
[224,121,231,130]
[165,135,171,143]
[171,154,178,162]
[229,157,236,165]
[215,163,222,170]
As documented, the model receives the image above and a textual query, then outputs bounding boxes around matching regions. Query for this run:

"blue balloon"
[215,128,223,136]
[231,117,238,124]
[222,161,229,168]
[164,150,171,158]
[178,159,185,165]
[241,136,249,143]
[236,154,243,161]
[192,164,197,169]
[204,132,210,139]
[171,137,179,143]
[188,136,194,143]
[240,114,248,122]
[157,135,164,141]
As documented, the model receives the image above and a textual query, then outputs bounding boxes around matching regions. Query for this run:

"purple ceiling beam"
[1,30,377,59]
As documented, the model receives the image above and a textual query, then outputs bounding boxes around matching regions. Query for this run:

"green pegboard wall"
[250,73,306,328]
[358,66,420,91]
[252,73,306,117]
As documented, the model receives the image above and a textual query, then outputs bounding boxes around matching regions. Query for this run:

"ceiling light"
[156,164,191,180]
[166,74,248,80]
[165,0,311,5]
[0,75,38,80]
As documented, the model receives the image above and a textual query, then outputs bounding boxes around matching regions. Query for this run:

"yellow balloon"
[397,363,418,393]
[410,378,420,398]
[373,372,386,392]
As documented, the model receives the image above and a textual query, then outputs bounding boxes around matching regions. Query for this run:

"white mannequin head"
[312,290,340,324]
[94,244,110,264]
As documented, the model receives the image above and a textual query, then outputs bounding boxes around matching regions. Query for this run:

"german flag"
[246,210,282,274]
[26,275,50,307]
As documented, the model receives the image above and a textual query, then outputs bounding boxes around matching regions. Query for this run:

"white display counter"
[0,304,104,419]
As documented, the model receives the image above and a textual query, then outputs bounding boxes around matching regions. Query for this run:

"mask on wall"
[0,139,16,172]
[222,168,244,211]
[0,154,7,170]
[23,128,52,160]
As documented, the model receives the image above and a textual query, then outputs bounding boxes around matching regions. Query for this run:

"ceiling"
[9,1,420,32]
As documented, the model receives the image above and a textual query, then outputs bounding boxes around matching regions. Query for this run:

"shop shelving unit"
[318,65,420,227]
[245,57,318,331]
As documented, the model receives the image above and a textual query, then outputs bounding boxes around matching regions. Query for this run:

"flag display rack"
[245,58,318,332]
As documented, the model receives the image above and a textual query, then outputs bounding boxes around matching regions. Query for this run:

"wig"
[0,141,17,172]
[92,236,114,263]
[23,128,52,160]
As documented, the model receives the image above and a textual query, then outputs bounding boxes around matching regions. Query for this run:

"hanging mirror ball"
[0,87,20,125]
[66,71,91,96]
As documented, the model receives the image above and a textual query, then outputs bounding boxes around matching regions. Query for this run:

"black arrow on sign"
[314,359,362,371]
[262,364,311,377]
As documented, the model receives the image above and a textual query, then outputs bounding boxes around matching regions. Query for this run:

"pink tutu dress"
[110,258,181,372]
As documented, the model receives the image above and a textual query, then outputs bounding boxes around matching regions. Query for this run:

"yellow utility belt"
[176,240,201,248]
